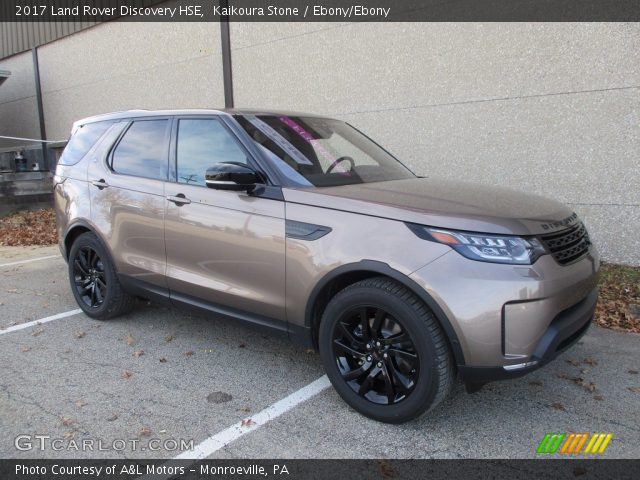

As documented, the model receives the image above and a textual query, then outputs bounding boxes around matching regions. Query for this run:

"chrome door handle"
[166,194,191,206]
[90,179,108,189]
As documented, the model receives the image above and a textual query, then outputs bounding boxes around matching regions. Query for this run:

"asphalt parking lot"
[1,246,639,459]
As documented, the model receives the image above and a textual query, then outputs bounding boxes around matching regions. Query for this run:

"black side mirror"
[205,162,262,193]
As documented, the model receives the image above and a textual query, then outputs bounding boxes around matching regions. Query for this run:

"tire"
[68,232,135,320]
[319,276,454,423]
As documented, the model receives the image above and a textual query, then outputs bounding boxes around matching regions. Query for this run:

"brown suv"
[54,109,599,423]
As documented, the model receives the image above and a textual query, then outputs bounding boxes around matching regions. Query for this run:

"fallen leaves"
[75,331,86,339]
[132,349,144,358]
[240,418,255,427]
[0,208,57,246]
[121,370,132,380]
[628,369,638,375]
[106,414,118,422]
[125,334,135,346]
[61,417,74,426]
[184,351,194,357]
[7,288,18,294]
[159,357,167,363]
[550,402,566,411]
[75,400,87,408]
[31,328,44,337]
[595,263,640,333]
[584,382,598,392]
[628,387,640,394]
[239,406,251,413]
[21,346,31,353]
[165,335,175,343]
[557,372,599,393]
[567,358,598,368]
[139,427,152,437]
[529,380,543,386]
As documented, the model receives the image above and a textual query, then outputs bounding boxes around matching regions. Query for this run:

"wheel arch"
[304,260,466,366]
[63,220,110,261]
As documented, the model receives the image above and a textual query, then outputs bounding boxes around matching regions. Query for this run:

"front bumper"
[409,245,600,386]
[458,288,597,388]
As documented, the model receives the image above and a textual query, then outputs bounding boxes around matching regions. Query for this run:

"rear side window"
[59,121,113,166]
[111,120,169,180]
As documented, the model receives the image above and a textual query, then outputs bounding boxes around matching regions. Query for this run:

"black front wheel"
[319,277,454,423]
[68,232,135,320]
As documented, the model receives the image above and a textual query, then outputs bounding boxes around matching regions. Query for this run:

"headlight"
[406,224,547,265]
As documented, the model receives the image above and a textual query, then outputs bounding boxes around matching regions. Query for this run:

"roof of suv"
[75,108,331,128]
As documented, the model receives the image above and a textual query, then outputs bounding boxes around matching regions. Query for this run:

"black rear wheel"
[319,277,454,423]
[68,232,135,319]
[72,245,107,309]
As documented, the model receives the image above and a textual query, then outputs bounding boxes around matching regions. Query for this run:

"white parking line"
[0,309,83,335]
[174,375,331,460]
[0,255,59,268]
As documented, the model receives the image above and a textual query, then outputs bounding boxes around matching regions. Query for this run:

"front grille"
[541,222,591,265]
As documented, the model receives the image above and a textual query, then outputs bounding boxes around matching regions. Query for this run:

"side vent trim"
[285,220,332,241]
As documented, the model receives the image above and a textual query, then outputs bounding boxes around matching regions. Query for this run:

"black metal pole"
[31,47,48,171]
[220,0,234,108]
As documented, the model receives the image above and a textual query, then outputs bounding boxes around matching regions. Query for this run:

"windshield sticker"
[278,116,349,174]
[245,115,313,165]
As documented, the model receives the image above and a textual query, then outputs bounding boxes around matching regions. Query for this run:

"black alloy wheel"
[68,232,135,320]
[73,246,107,308]
[319,276,454,423]
[332,306,419,405]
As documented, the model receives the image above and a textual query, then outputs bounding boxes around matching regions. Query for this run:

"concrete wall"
[37,21,225,140]
[0,22,638,264]
[231,23,640,265]
[0,50,40,149]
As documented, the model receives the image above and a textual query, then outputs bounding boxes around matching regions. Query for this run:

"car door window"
[112,120,169,180]
[176,119,247,186]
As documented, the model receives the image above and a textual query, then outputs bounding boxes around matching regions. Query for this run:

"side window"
[112,120,168,180]
[59,121,113,166]
[176,119,247,186]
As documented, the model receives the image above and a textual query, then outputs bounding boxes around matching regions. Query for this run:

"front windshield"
[235,114,416,187]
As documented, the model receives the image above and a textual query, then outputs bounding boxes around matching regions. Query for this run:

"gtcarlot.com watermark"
[15,434,194,452]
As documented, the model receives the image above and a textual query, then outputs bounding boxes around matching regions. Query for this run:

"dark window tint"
[112,120,168,180]
[59,121,113,166]
[176,119,247,186]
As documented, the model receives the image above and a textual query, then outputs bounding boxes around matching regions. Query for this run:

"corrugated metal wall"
[0,20,98,59]
[0,0,167,59]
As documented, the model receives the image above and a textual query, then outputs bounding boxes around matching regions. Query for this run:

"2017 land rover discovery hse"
[55,109,599,423]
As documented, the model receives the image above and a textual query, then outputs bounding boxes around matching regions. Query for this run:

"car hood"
[283,177,576,235]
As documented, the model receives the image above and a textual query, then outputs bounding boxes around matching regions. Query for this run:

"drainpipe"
[32,47,48,171]
[220,0,234,108]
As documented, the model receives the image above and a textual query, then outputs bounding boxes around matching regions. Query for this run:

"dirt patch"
[0,208,57,246]
[207,391,233,404]
[595,263,640,333]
